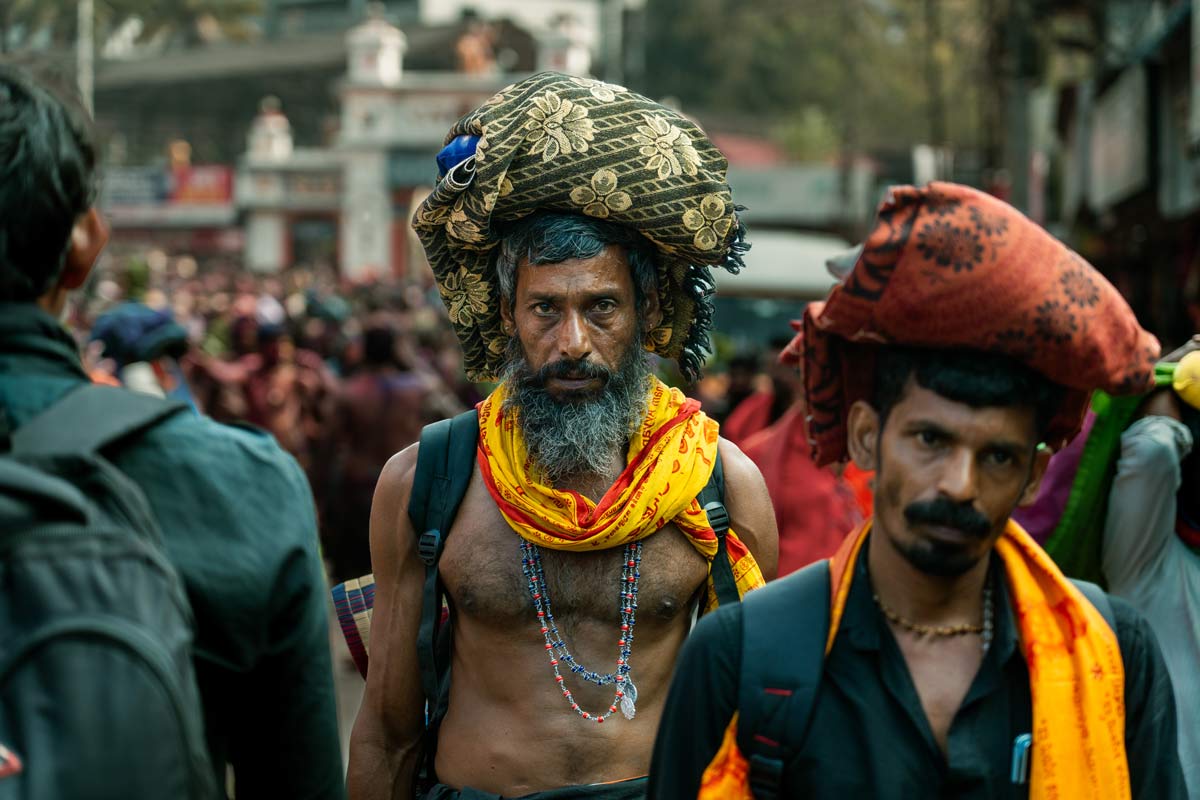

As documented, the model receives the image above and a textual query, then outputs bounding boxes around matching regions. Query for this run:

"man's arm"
[226,454,345,799]
[1101,401,1193,588]
[1111,596,1188,798]
[648,603,744,800]
[347,445,429,800]
[719,438,780,581]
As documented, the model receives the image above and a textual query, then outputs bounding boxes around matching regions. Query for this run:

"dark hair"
[363,326,398,366]
[871,347,1067,442]
[494,212,658,313]
[0,64,98,302]
[728,354,759,373]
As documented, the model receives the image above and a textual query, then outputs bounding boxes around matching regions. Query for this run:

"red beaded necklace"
[520,539,641,723]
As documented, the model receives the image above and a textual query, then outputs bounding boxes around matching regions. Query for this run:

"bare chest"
[894,631,984,755]
[440,474,710,627]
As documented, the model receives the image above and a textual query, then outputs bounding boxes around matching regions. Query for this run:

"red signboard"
[170,165,234,205]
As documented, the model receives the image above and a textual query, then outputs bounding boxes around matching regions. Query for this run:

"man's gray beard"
[500,337,652,488]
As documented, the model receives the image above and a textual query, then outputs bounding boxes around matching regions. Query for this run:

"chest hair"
[440,478,708,631]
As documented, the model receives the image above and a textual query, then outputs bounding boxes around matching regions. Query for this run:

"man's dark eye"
[533,302,554,314]
[594,300,616,313]
[985,450,1014,467]
[917,429,943,447]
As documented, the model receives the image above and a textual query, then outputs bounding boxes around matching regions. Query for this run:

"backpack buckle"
[418,529,443,566]
[748,754,784,800]
[703,500,730,535]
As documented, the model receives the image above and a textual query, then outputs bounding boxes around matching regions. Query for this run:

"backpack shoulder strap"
[410,409,478,739]
[1069,577,1116,633]
[737,559,831,800]
[12,384,187,456]
[697,449,740,606]
[408,409,479,565]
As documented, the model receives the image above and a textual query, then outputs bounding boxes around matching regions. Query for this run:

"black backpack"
[0,384,216,800]
[406,409,741,781]
[734,560,1117,799]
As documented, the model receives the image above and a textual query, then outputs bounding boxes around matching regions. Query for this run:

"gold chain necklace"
[872,584,992,639]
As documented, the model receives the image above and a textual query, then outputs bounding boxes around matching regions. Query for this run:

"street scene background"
[5,0,1197,769]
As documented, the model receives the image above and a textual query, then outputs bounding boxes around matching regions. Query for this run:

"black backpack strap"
[1069,578,1116,633]
[408,409,479,760]
[737,560,831,800]
[11,384,187,456]
[697,450,740,606]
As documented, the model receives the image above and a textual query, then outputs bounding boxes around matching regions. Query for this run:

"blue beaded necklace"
[520,539,641,723]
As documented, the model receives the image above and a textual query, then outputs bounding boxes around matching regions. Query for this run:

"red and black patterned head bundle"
[799,182,1159,466]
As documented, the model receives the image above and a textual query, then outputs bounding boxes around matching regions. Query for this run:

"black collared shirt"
[648,552,1186,799]
[0,304,345,799]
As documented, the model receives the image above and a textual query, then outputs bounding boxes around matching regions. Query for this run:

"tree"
[641,0,993,160]
[1,0,262,54]
[109,0,262,47]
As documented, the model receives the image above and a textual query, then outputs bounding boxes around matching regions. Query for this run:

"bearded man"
[649,182,1186,799]
[346,72,778,800]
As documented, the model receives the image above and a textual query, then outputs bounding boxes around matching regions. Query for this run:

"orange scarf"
[700,519,1129,800]
[477,378,764,610]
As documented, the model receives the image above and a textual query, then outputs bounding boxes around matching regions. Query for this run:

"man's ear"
[1017,446,1053,507]
[846,399,881,472]
[499,297,515,335]
[642,284,663,332]
[60,208,109,289]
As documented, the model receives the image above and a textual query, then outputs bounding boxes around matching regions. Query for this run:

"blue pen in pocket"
[1010,733,1032,784]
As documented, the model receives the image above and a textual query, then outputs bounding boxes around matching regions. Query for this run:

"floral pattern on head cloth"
[412,72,750,383]
[799,182,1160,466]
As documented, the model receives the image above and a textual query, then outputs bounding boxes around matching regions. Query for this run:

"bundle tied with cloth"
[411,70,749,383]
[333,72,760,677]
[702,182,1160,800]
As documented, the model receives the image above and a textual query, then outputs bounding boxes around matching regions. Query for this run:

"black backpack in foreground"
[0,384,216,800]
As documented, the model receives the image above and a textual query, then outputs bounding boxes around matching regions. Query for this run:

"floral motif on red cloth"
[800,182,1160,466]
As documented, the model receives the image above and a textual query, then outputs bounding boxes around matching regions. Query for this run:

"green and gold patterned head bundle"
[412,71,749,382]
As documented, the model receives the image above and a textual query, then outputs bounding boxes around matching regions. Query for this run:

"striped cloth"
[331,575,375,679]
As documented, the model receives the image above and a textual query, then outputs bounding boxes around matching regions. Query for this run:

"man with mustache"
[649,183,1186,799]
[347,73,778,800]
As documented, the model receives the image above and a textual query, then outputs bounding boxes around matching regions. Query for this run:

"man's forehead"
[890,379,1038,441]
[515,246,634,293]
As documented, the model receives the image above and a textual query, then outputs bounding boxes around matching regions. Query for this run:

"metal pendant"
[620,677,638,720]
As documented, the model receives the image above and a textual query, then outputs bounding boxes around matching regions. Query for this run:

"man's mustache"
[904,498,992,539]
[534,357,611,385]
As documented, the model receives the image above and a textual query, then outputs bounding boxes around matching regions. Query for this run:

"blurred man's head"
[767,335,801,401]
[846,347,1062,577]
[257,324,294,366]
[0,65,108,315]
[495,212,662,485]
[363,325,401,368]
[727,354,759,395]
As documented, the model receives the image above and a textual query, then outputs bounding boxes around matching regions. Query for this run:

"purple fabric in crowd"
[1011,410,1096,544]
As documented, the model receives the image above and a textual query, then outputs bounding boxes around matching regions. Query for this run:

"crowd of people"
[3,62,1198,800]
[67,260,480,583]
[66,256,850,586]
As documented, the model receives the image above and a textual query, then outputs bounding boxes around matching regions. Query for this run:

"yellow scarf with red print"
[700,519,1129,800]
[476,378,764,610]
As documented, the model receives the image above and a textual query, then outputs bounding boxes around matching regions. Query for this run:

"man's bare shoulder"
[717,436,767,487]
[369,443,423,576]
[376,442,421,504]
[716,436,780,579]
